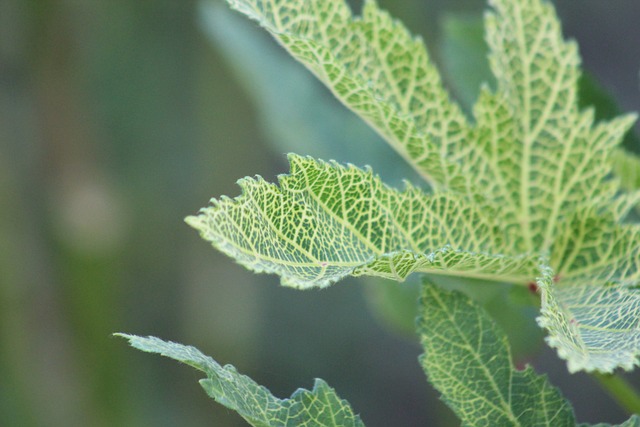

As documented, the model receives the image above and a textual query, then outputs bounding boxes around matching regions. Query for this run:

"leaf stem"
[422,268,532,287]
[593,372,640,415]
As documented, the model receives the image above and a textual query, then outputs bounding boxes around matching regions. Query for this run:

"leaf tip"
[184,214,203,230]
[113,332,131,340]
[113,333,148,352]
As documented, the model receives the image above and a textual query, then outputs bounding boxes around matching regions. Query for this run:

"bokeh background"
[1,0,640,426]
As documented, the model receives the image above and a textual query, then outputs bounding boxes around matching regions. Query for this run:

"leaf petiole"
[593,372,640,415]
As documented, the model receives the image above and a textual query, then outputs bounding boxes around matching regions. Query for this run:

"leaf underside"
[198,2,416,186]
[193,0,640,372]
[117,334,365,427]
[188,154,540,289]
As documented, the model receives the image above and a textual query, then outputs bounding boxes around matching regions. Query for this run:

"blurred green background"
[1,0,639,426]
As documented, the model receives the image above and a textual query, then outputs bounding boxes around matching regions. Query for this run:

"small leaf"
[540,212,640,372]
[116,334,365,427]
[418,281,576,427]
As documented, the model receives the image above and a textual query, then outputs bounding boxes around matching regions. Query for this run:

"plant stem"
[593,372,640,415]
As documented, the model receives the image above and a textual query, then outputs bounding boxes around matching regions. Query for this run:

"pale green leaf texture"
[612,148,640,193]
[540,281,640,373]
[475,0,636,253]
[226,0,471,191]
[205,0,640,372]
[187,155,539,289]
[116,334,365,427]
[541,211,640,372]
[418,282,576,427]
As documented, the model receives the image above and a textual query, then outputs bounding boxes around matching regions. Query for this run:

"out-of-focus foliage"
[1,0,639,425]
[198,2,415,186]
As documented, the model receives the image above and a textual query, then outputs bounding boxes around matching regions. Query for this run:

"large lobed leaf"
[117,334,365,427]
[438,11,640,373]
[473,0,637,253]
[226,0,636,252]
[197,0,640,373]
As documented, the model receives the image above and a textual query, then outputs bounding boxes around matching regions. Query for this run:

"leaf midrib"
[429,288,522,426]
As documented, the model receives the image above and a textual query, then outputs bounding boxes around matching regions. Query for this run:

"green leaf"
[440,11,640,156]
[225,0,471,191]
[116,334,365,427]
[539,279,640,373]
[205,0,640,372]
[440,13,640,194]
[198,2,418,186]
[187,154,540,289]
[612,148,640,193]
[417,282,640,426]
[438,11,640,373]
[417,281,576,427]
[475,0,636,253]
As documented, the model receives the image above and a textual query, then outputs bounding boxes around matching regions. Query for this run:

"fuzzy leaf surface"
[188,155,539,289]
[536,216,640,372]
[537,210,640,373]
[206,0,640,372]
[438,8,640,373]
[473,0,636,254]
[117,334,365,427]
[225,0,471,190]
[198,2,417,186]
